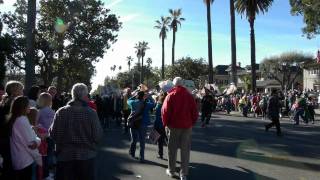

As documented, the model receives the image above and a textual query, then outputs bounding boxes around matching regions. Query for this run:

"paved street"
[95,114,320,180]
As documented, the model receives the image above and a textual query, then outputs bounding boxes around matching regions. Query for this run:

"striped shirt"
[50,100,103,162]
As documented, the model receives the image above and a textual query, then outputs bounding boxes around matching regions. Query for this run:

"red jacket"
[162,86,198,128]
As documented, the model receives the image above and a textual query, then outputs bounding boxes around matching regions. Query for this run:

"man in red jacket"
[162,77,198,180]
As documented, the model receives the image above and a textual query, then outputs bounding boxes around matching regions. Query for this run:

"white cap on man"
[173,77,183,87]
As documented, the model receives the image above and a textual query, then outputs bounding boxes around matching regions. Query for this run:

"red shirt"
[162,86,198,129]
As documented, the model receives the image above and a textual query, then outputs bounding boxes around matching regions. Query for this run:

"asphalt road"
[94,113,320,180]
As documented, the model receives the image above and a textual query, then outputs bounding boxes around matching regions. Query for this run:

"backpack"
[259,98,267,108]
[127,101,145,129]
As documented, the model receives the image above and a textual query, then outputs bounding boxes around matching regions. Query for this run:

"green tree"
[290,0,320,38]
[239,74,251,92]
[154,16,170,79]
[169,9,185,66]
[134,41,149,84]
[203,0,214,83]
[165,57,209,87]
[115,64,160,89]
[2,0,121,91]
[235,0,273,92]
[230,0,237,85]
[260,52,313,90]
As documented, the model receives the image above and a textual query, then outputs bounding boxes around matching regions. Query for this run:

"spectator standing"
[28,86,40,108]
[127,91,155,163]
[48,86,63,112]
[37,93,55,179]
[9,96,42,180]
[154,93,167,159]
[28,107,48,180]
[0,81,24,179]
[162,77,198,180]
[50,83,103,180]
[122,89,132,134]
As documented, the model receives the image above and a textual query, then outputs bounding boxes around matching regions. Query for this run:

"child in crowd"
[9,96,42,180]
[154,93,167,159]
[37,93,55,179]
[28,108,48,180]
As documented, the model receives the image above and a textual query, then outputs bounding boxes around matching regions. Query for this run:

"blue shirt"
[154,103,163,128]
[127,96,155,127]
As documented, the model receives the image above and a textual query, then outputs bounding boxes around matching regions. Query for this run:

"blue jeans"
[129,127,147,160]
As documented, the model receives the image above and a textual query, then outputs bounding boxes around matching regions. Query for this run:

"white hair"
[71,83,88,100]
[173,77,183,87]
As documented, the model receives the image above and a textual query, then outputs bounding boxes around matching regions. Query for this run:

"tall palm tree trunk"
[25,0,36,92]
[206,2,213,83]
[141,56,144,83]
[161,36,165,79]
[172,30,176,66]
[249,19,256,92]
[230,0,237,85]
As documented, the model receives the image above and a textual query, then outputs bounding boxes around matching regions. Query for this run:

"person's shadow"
[188,163,276,180]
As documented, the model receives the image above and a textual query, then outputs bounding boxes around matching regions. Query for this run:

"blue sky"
[1,0,320,90]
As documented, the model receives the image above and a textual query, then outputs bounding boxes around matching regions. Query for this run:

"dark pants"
[294,108,306,124]
[242,106,249,117]
[155,127,166,157]
[123,109,130,133]
[201,111,212,124]
[266,116,282,135]
[14,164,33,180]
[129,127,147,160]
[0,138,14,180]
[56,159,95,180]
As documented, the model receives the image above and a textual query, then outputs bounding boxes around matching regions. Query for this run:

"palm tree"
[126,56,134,88]
[146,57,152,86]
[169,9,185,66]
[126,56,133,71]
[118,66,122,71]
[154,16,170,79]
[203,0,214,84]
[25,0,37,92]
[230,0,237,85]
[235,0,273,92]
[146,57,152,68]
[134,41,149,83]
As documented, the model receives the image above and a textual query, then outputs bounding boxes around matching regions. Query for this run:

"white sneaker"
[166,169,174,178]
[180,175,187,180]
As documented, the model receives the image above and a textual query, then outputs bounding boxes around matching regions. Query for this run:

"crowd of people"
[0,78,319,180]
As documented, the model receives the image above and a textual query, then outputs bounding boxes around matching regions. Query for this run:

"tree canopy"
[1,0,121,91]
[165,57,209,87]
[290,0,320,38]
[260,52,314,90]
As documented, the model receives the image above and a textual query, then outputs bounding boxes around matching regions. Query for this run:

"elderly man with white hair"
[162,77,198,180]
[50,83,103,180]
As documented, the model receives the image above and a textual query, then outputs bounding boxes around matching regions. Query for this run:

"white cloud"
[120,13,140,23]
[105,0,123,9]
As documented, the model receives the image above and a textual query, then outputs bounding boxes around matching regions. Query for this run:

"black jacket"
[267,95,280,118]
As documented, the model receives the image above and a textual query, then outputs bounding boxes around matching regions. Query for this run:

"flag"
[317,50,320,63]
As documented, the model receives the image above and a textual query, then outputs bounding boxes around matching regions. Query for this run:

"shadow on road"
[188,163,276,180]
[191,116,320,171]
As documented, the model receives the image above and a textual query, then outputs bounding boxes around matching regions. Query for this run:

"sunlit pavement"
[95,114,320,180]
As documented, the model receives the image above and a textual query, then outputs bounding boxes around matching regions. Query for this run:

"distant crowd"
[0,79,319,180]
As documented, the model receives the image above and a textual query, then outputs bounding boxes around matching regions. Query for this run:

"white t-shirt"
[10,116,42,170]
